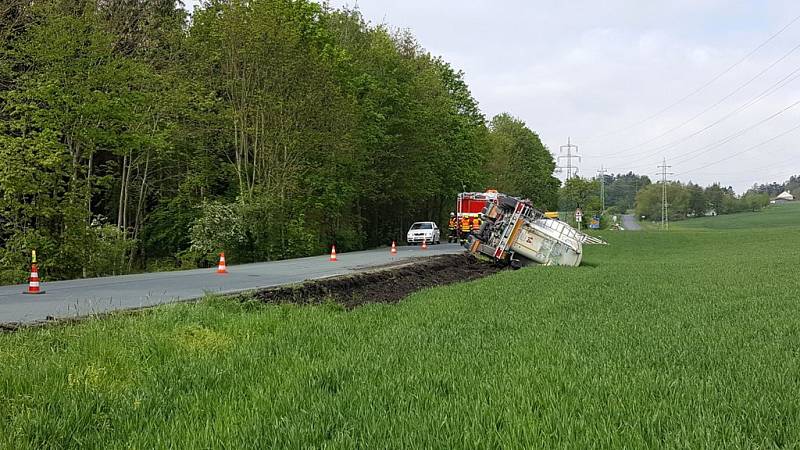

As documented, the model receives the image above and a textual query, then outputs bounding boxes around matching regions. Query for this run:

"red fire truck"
[457,190,500,218]
[451,190,500,242]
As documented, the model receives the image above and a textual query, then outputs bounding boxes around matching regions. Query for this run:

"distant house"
[771,190,795,204]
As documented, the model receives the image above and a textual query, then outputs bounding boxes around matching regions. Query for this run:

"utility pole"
[657,158,673,230]
[596,166,608,212]
[557,137,580,180]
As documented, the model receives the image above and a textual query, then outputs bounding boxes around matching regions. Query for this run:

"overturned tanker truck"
[464,193,606,269]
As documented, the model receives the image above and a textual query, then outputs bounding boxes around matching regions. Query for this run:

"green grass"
[2,206,800,448]
[675,202,800,230]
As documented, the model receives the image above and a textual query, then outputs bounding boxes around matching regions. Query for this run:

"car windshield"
[410,223,433,230]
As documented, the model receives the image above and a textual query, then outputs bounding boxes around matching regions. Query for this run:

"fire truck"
[457,190,500,219]
[452,191,500,243]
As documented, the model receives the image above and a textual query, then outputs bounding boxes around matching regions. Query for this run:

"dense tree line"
[558,172,651,215]
[747,174,800,198]
[635,182,770,222]
[557,172,779,226]
[603,172,652,214]
[0,0,557,283]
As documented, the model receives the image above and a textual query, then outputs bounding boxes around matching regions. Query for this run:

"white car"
[406,222,440,245]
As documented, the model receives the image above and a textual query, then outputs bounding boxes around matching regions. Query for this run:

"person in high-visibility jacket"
[447,212,458,243]
[471,216,481,235]
[460,216,471,241]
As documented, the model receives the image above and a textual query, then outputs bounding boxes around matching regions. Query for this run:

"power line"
[670,98,800,166]
[582,13,800,143]
[614,96,800,173]
[602,63,800,168]
[597,42,800,159]
[676,122,800,176]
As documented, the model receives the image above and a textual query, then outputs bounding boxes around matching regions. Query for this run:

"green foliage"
[603,172,651,212]
[186,201,247,265]
[3,208,800,446]
[558,176,601,214]
[0,0,550,283]
[748,174,800,197]
[635,181,771,222]
[485,113,559,209]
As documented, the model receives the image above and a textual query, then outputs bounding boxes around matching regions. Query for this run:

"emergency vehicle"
[456,190,500,219]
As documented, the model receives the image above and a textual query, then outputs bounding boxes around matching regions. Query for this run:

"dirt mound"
[250,254,501,309]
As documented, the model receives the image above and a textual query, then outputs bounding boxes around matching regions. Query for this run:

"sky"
[185,1,800,192]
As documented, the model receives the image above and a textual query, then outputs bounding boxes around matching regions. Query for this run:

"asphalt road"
[621,214,642,230]
[0,244,465,325]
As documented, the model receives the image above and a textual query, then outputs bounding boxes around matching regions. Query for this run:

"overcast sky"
[186,1,800,192]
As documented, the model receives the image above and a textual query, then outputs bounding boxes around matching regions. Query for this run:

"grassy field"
[676,202,800,230]
[2,205,800,448]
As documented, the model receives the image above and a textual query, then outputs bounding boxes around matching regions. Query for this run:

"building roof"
[775,190,795,201]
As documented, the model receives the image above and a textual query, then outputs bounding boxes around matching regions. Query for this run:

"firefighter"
[447,212,458,243]
[471,215,482,236]
[460,215,471,242]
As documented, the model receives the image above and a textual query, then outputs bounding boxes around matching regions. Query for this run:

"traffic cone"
[24,250,45,295]
[216,252,228,274]
[421,238,428,250]
[330,245,338,262]
[390,241,397,255]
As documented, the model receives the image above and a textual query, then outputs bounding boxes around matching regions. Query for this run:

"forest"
[0,0,558,283]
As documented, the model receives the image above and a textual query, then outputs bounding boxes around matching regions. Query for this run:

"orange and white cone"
[330,245,338,262]
[421,238,428,250]
[216,252,228,274]
[390,241,397,255]
[24,250,45,295]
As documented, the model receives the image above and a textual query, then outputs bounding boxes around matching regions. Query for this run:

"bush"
[0,229,57,284]
[187,201,247,266]
[87,224,137,277]
[238,195,317,261]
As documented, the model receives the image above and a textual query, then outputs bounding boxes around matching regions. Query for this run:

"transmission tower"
[596,166,609,212]
[657,158,674,230]
[557,137,581,180]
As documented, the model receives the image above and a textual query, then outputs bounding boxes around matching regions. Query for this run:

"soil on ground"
[250,254,502,309]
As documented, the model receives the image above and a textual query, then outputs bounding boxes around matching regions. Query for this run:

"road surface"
[621,214,642,230]
[0,244,464,325]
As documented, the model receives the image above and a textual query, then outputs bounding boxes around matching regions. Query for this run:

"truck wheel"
[510,259,523,270]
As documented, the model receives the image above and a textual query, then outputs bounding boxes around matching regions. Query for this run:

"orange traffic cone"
[390,241,397,255]
[421,239,428,250]
[330,245,338,262]
[216,252,228,274]
[24,250,45,295]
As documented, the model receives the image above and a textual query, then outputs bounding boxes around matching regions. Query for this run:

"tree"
[686,182,706,216]
[0,0,169,279]
[0,0,517,282]
[634,182,689,221]
[559,177,600,213]
[485,113,559,210]
[604,172,651,213]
